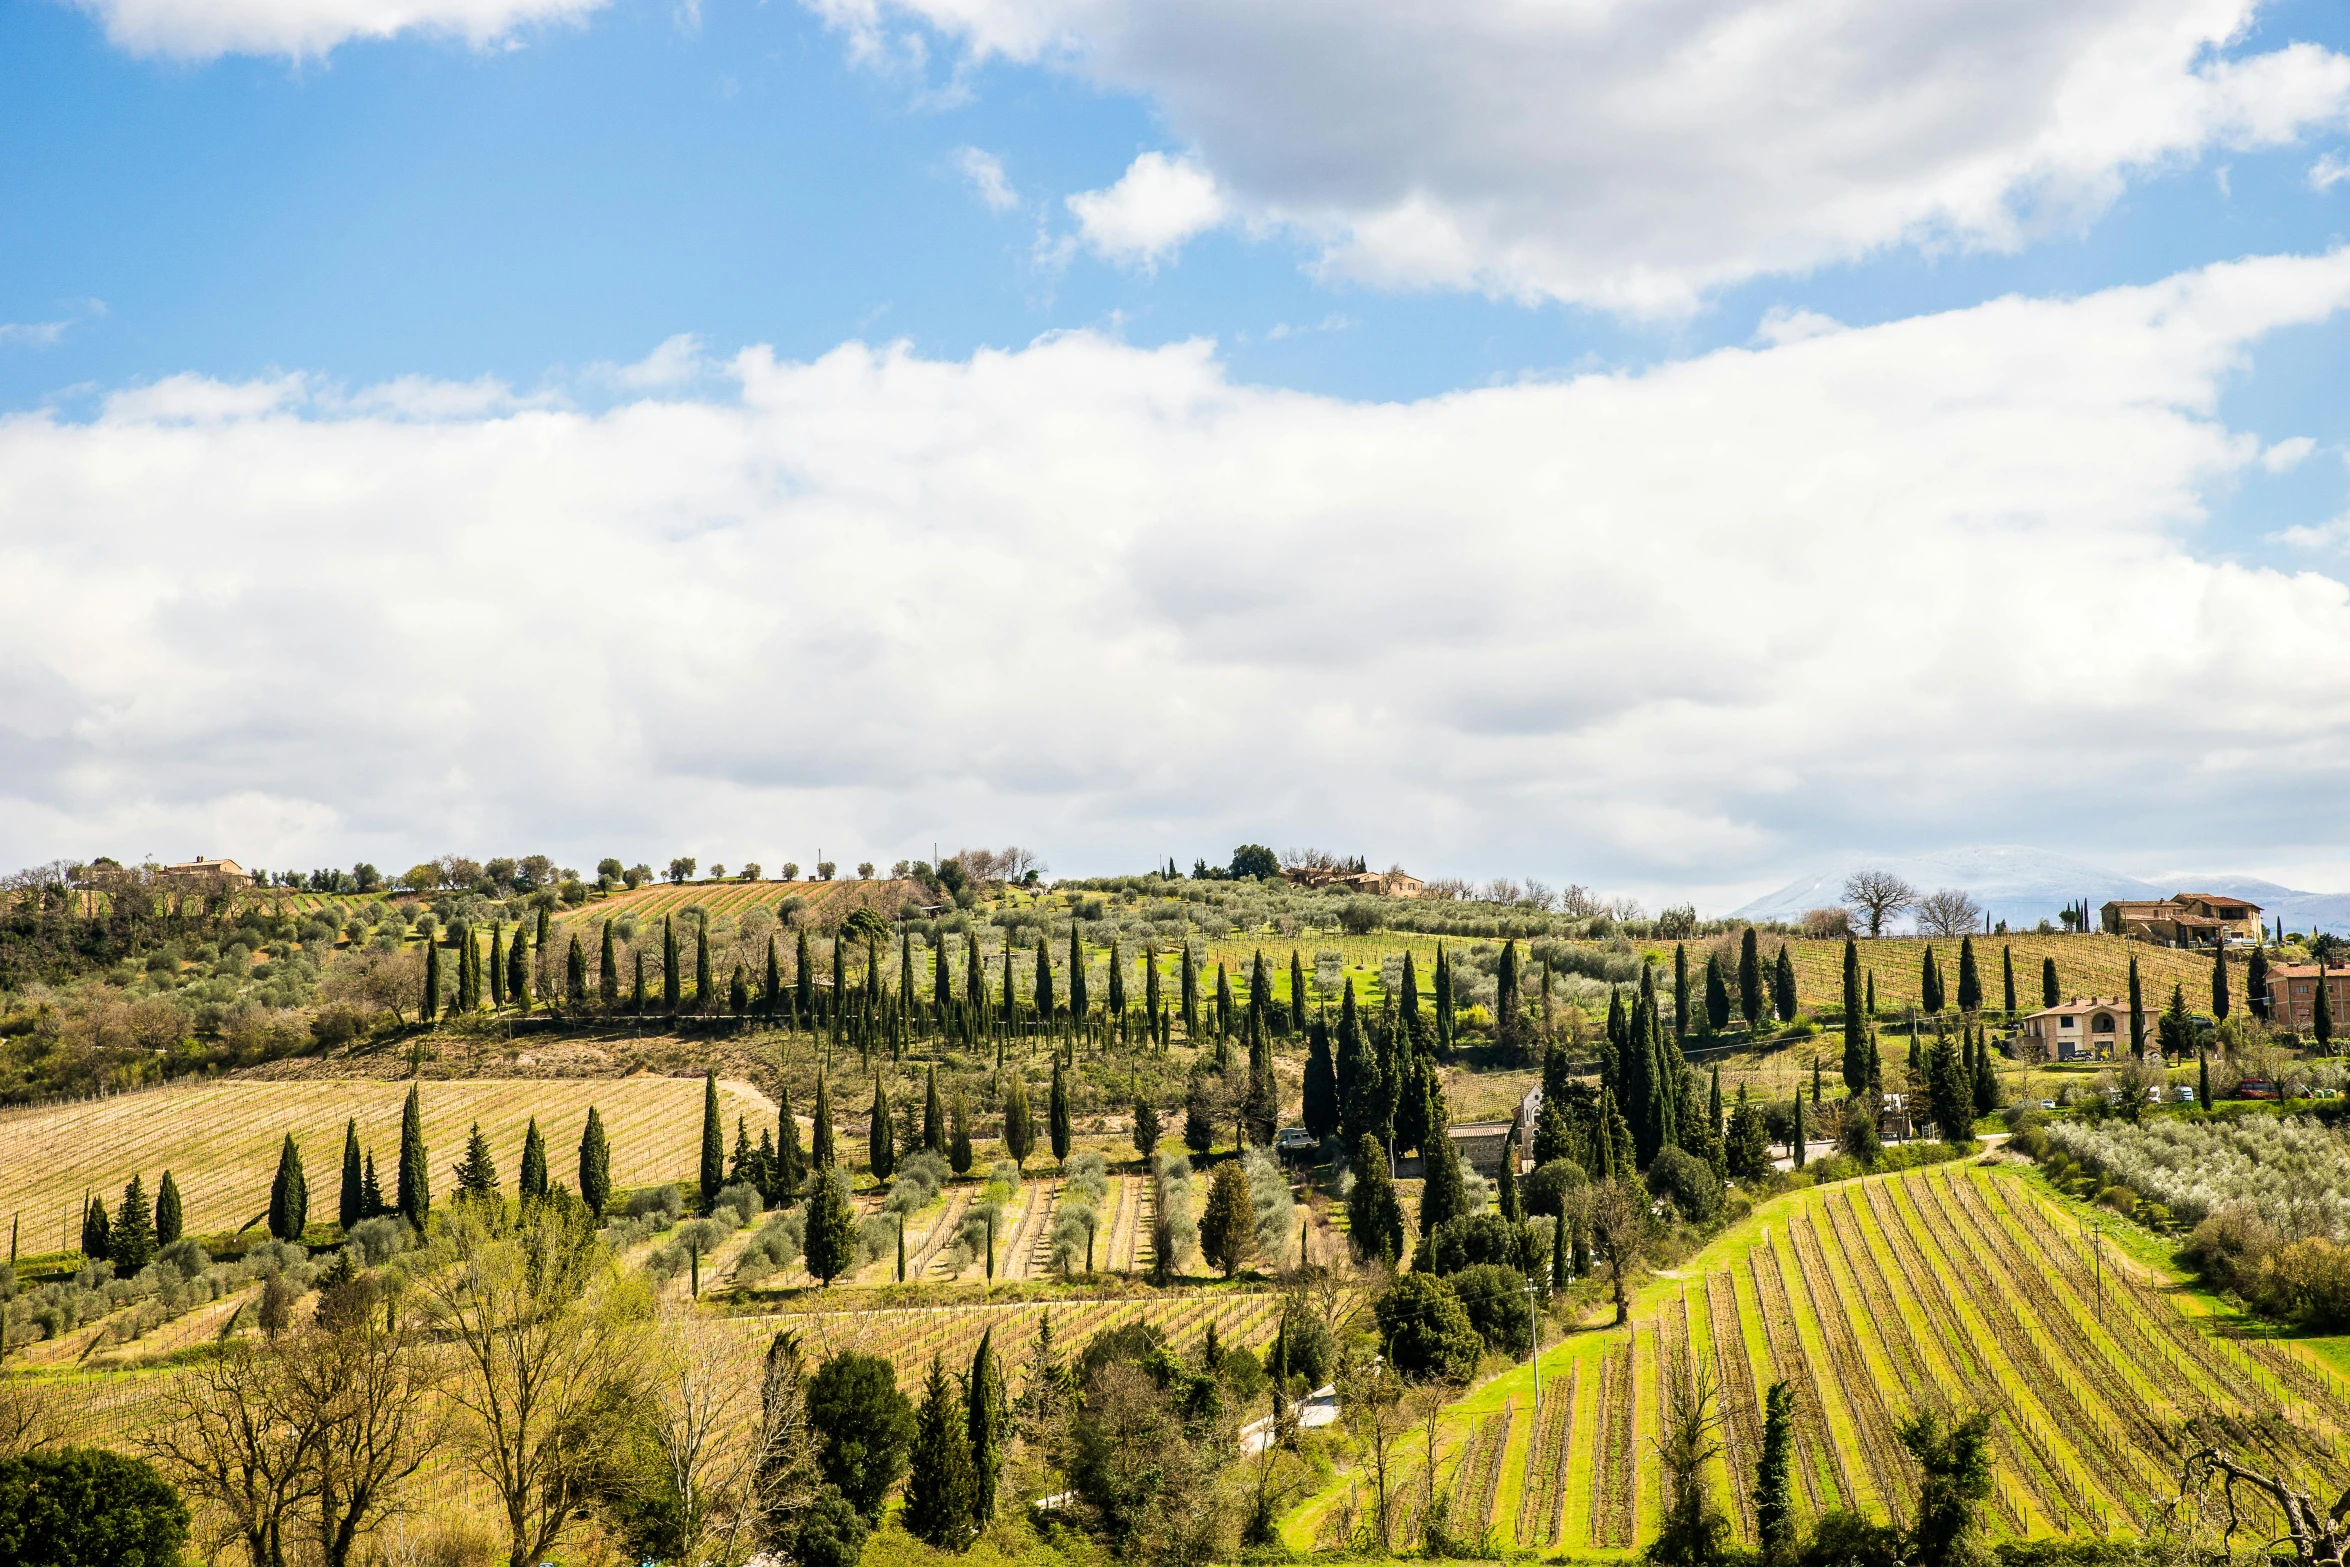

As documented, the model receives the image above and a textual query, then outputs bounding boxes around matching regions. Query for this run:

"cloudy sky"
[6,0,2350,908]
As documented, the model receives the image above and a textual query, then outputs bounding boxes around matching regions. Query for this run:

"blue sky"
[8,0,2350,906]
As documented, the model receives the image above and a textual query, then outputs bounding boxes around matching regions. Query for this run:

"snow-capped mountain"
[1730,845,2350,932]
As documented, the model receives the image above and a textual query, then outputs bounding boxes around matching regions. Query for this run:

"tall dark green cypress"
[1303,1012,1338,1143]
[81,1193,110,1261]
[1434,942,1455,1056]
[765,935,782,1019]
[967,1327,1004,1523]
[566,933,587,1006]
[398,1083,429,1230]
[601,921,620,1008]
[903,1354,978,1546]
[812,1072,836,1171]
[1842,935,1865,1092]
[797,927,816,1022]
[1108,938,1126,1030]
[490,923,507,1006]
[2212,944,2231,1020]
[112,1176,157,1272]
[1335,980,1378,1151]
[1758,1381,1796,1564]
[1739,928,1763,1026]
[1673,943,1690,1040]
[422,935,442,1023]
[2043,955,2061,1010]
[700,1070,725,1210]
[1704,952,1730,1032]
[2248,944,2270,1020]
[923,1065,944,1155]
[1292,949,1311,1036]
[154,1170,182,1248]
[1774,944,1797,1022]
[508,920,530,1010]
[775,1087,806,1199]
[936,933,955,1021]
[520,1117,548,1200]
[696,917,712,1012]
[1920,944,1944,1014]
[1032,935,1055,1022]
[1049,1056,1071,1164]
[633,950,646,1013]
[268,1134,308,1242]
[1957,935,1981,1013]
[664,916,682,1013]
[1497,939,1524,1062]
[869,1074,895,1180]
[2128,955,2145,1059]
[1179,945,1199,1038]
[340,1117,365,1231]
[2002,945,2017,1016]
[580,1107,611,1215]
[1068,925,1087,1025]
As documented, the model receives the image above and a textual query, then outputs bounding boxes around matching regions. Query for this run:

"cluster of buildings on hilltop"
[1280,864,1425,897]
[2097,891,2265,946]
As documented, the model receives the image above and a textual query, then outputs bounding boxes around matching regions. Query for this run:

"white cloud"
[587,333,711,392]
[8,253,2350,889]
[0,299,107,349]
[1065,152,1225,266]
[955,147,1021,212]
[808,0,2350,312]
[78,0,606,59]
[1754,307,1845,346]
[2315,152,2350,190]
[2264,435,2319,472]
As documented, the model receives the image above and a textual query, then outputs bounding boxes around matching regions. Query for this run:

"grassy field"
[0,1075,773,1244]
[1288,1162,2350,1554]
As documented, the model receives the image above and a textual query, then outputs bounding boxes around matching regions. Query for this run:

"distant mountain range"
[1730,845,2350,933]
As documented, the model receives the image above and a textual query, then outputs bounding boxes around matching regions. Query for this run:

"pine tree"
[1739,928,1763,1026]
[579,1106,611,1216]
[423,935,442,1023]
[923,1066,944,1155]
[269,1134,309,1241]
[2249,944,2271,1020]
[812,1072,837,1171]
[340,1117,365,1231]
[774,1088,807,1198]
[81,1194,110,1261]
[967,1328,1005,1523]
[869,1075,896,1181]
[602,920,621,1008]
[508,920,531,1011]
[2043,955,2061,1010]
[1757,1381,1796,1564]
[904,1354,978,1546]
[1003,1073,1033,1170]
[1346,1134,1404,1264]
[2212,944,2231,1020]
[453,1122,498,1199]
[520,1117,548,1201]
[1957,936,1981,1013]
[696,917,712,1012]
[155,1170,183,1248]
[949,1092,974,1176]
[803,1170,859,1287]
[1842,936,1866,1093]
[1048,1057,1071,1164]
[398,1083,429,1230]
[112,1176,157,1272]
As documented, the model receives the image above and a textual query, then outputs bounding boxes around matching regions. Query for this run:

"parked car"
[1273,1126,1316,1157]
[2175,1085,2198,1103]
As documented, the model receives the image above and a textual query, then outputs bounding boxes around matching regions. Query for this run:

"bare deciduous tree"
[1801,906,1854,939]
[1915,887,1985,938]
[1335,1360,1411,1554]
[1842,869,1919,938]
[1574,1178,1649,1327]
[2173,1443,2350,1564]
[629,1305,768,1566]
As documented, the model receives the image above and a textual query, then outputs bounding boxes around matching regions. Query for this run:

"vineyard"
[0,1076,771,1242]
[1296,1163,2350,1554]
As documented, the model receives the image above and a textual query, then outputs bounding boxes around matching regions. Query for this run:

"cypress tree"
[967,1327,1005,1523]
[398,1082,429,1229]
[2002,945,2017,1016]
[2128,955,2145,1059]
[1710,1066,1725,1143]
[923,1066,944,1154]
[1497,939,1525,1061]
[1957,936,1981,1013]
[729,965,749,1016]
[2249,943,2271,1020]
[1842,937,1865,1093]
[1049,1057,1072,1164]
[536,904,549,951]
[1866,971,1876,1017]
[2199,1049,2211,1108]
[1303,1011,1338,1143]
[490,924,507,1006]
[340,1117,365,1230]
[453,1122,498,1199]
[1435,942,1456,1056]
[903,1354,978,1547]
[1002,1073,1034,1171]
[775,1087,806,1199]
[508,919,531,1010]
[1496,1128,1521,1221]
[1107,937,1126,1031]
[152,1169,183,1249]
[1245,1010,1278,1146]
[812,1072,836,1171]
[1791,1088,1806,1169]
[2212,944,2231,1020]
[1068,924,1087,1024]
[1292,949,1311,1036]
[633,950,646,1013]
[1921,944,1944,1014]
[696,917,712,1011]
[803,1170,859,1287]
[1213,961,1233,1043]
[936,933,956,1020]
[81,1193,110,1261]
[949,1092,974,1176]
[268,1134,309,1242]
[1145,944,1163,1040]
[423,935,442,1023]
[566,933,587,1006]
[1971,1029,1999,1117]
[1034,935,1055,1021]
[1335,980,1378,1151]
[1418,1116,1468,1236]
[700,1070,725,1209]
[1758,1381,1796,1564]
[1739,928,1763,1026]
[2043,955,2061,1010]
[359,1153,381,1220]
[112,1176,157,1272]
[1347,1133,1404,1264]
[2317,961,2335,1051]
[663,916,681,1013]
[1774,944,1797,1023]
[1674,943,1690,1040]
[797,927,816,1022]
[1704,952,1730,1032]
[602,921,620,1007]
[760,934,779,1019]
[869,1073,896,1180]
[520,1117,548,1201]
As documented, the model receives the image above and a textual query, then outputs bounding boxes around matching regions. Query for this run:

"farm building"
[2263,964,2350,1032]
[1282,864,1424,897]
[2100,892,2262,946]
[1448,1120,1518,1177]
[2016,997,2135,1061]
[159,855,249,882]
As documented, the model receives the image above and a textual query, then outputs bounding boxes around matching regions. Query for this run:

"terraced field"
[1294,1164,2350,1555]
[0,1076,772,1241]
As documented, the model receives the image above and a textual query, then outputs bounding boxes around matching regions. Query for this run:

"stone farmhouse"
[2099,892,2263,946]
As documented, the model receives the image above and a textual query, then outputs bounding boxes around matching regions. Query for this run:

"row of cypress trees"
[78,1171,183,1272]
